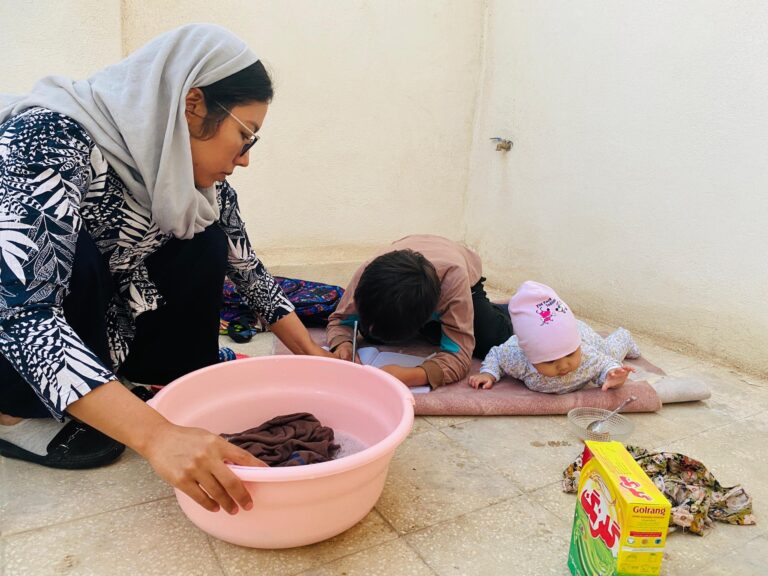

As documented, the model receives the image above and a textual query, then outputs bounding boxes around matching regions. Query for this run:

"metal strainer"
[567,407,635,442]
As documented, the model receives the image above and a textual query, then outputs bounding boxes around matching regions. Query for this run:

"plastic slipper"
[218,347,250,362]
[227,319,259,343]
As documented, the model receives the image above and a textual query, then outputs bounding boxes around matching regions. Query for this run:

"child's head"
[508,281,582,377]
[354,249,441,343]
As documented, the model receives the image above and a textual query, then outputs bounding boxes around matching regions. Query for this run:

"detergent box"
[568,441,671,576]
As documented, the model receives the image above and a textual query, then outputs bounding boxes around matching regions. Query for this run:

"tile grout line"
[716,527,768,565]
[215,509,401,576]
[399,491,529,540]
[396,490,578,566]
[526,478,587,527]
[398,537,441,576]
[1,494,176,539]
[281,526,406,576]
[649,408,768,453]
[433,421,574,497]
[372,505,407,539]
[204,534,229,576]
[409,416,438,437]
[432,424,532,497]
[666,364,768,391]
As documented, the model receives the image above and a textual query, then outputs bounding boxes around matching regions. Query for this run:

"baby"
[469,281,640,394]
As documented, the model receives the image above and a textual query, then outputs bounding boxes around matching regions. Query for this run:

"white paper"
[357,347,432,393]
[408,385,431,394]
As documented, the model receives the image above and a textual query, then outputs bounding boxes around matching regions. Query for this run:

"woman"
[0,24,329,515]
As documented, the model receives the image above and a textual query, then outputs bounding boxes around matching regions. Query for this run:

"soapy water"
[333,431,369,459]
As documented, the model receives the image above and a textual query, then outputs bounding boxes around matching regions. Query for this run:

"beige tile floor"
[2,288,767,575]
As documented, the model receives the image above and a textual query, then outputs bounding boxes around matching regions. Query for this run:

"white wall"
[464,1,768,374]
[2,1,483,250]
[0,1,122,93]
[3,1,766,373]
[121,0,484,251]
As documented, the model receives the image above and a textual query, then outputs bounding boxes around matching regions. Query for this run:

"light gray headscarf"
[0,24,258,239]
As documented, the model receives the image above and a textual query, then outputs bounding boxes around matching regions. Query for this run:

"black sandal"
[0,420,125,470]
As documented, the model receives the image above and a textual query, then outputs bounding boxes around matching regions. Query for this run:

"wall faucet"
[490,137,512,152]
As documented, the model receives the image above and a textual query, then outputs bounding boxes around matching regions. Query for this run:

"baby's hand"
[469,373,496,390]
[602,365,636,391]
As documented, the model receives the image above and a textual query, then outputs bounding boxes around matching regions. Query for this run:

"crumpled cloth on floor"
[562,445,756,535]
[222,412,339,467]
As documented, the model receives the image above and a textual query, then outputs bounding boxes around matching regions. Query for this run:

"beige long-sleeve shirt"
[326,235,482,389]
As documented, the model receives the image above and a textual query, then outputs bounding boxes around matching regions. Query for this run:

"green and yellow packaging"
[568,441,671,576]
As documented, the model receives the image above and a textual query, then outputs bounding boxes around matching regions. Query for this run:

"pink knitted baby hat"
[508,281,581,364]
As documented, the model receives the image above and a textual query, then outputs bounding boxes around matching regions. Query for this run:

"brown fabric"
[222,412,339,466]
[275,328,663,416]
[326,235,483,388]
[420,359,445,390]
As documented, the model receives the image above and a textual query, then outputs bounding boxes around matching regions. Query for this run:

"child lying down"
[470,281,639,394]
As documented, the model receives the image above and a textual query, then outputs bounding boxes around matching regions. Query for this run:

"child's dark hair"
[197,61,273,138]
[354,249,441,342]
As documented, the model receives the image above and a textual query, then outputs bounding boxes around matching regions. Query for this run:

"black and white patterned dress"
[0,108,294,420]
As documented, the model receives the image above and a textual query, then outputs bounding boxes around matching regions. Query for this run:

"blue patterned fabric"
[0,108,293,419]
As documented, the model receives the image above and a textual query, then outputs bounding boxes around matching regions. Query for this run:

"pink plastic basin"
[148,355,414,548]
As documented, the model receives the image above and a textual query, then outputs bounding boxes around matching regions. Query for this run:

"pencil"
[351,320,358,363]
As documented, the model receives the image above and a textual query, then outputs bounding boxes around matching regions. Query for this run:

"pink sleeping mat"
[272,328,663,416]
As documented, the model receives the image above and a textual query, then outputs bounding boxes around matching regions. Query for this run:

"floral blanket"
[562,445,756,535]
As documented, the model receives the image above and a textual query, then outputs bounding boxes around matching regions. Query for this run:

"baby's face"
[533,346,582,378]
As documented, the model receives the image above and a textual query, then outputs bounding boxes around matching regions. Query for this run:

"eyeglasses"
[216,101,259,157]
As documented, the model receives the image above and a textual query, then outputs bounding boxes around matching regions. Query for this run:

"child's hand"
[333,342,360,363]
[602,365,636,391]
[379,365,429,388]
[469,373,496,390]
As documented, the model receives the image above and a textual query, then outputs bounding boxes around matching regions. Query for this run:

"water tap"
[490,137,512,152]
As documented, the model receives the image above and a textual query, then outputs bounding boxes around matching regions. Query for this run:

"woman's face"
[185,88,268,188]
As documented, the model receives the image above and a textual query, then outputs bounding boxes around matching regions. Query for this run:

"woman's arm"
[269,311,333,357]
[217,182,295,324]
[0,110,117,419]
[0,112,266,512]
[217,182,330,357]
[66,380,266,514]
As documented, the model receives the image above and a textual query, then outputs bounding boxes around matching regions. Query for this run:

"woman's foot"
[0,413,23,426]
[0,417,67,456]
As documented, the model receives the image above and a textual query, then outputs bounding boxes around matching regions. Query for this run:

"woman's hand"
[142,421,267,514]
[602,365,635,391]
[66,380,266,515]
[306,342,335,359]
